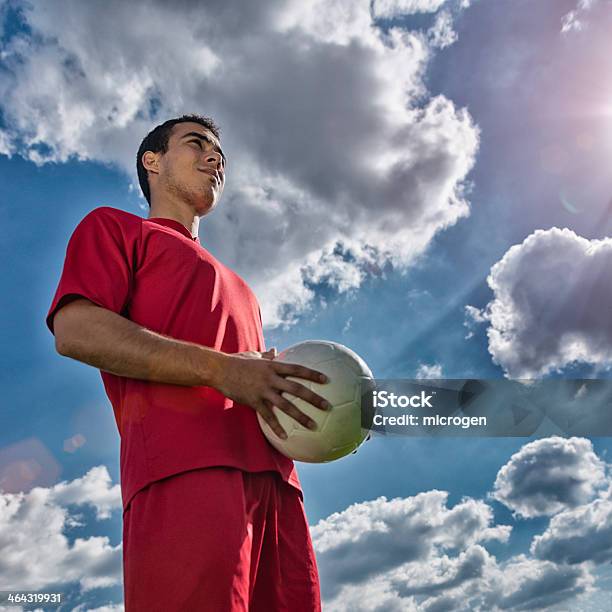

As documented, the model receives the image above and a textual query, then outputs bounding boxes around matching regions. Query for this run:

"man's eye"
[190,140,203,148]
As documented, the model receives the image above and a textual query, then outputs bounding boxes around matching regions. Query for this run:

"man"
[46,114,328,611]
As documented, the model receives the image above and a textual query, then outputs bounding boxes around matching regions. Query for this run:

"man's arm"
[54,297,221,386]
[53,298,330,438]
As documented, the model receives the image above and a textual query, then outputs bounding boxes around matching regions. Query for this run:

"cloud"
[49,465,121,520]
[342,316,353,333]
[391,544,493,597]
[312,490,510,599]
[372,0,449,19]
[427,10,458,49]
[0,0,479,328]
[464,304,486,324]
[316,491,594,611]
[0,466,122,592]
[464,304,487,339]
[561,0,600,33]
[323,575,418,612]
[73,605,124,612]
[483,555,594,611]
[313,444,608,610]
[1,446,606,611]
[491,437,607,518]
[531,495,612,565]
[477,228,612,378]
[314,436,611,611]
[415,362,443,378]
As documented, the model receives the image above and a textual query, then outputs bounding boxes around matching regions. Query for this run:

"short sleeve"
[46,207,137,335]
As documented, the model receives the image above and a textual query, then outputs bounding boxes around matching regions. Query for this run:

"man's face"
[152,121,226,215]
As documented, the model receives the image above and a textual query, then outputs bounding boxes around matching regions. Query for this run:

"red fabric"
[123,467,321,612]
[46,207,301,511]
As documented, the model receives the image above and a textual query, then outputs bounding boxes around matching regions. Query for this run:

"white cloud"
[427,10,458,49]
[464,304,486,324]
[0,466,122,592]
[464,304,487,339]
[0,129,13,157]
[561,0,600,33]
[531,494,612,565]
[49,465,121,520]
[0,0,479,328]
[491,437,607,518]
[415,362,443,378]
[73,604,124,612]
[372,0,449,19]
[324,575,418,612]
[315,490,596,611]
[315,436,612,610]
[1,448,608,611]
[480,228,612,378]
[390,544,494,597]
[482,555,594,611]
[312,490,510,599]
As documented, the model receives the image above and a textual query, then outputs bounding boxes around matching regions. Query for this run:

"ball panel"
[270,395,338,431]
[325,343,374,379]
[307,358,362,406]
[278,341,337,367]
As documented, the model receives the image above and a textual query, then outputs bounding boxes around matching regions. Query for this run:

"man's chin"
[196,196,218,217]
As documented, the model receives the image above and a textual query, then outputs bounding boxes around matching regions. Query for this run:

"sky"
[1,0,612,610]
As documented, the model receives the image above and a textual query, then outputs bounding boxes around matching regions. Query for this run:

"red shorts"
[122,467,321,611]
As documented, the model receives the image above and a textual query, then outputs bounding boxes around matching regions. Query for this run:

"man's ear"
[142,151,160,175]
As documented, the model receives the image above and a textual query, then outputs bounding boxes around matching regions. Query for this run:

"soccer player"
[46,114,329,611]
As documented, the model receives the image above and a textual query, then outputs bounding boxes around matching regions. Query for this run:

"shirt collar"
[147,217,200,242]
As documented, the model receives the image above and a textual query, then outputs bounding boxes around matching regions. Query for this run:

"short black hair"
[136,114,221,205]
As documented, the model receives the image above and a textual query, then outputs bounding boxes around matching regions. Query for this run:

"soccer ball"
[257,340,375,463]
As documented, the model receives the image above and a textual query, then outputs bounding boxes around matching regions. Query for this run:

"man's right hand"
[213,350,330,439]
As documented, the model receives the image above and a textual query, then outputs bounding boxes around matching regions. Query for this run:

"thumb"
[262,347,277,360]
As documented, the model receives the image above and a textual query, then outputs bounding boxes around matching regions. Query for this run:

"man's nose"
[206,151,224,169]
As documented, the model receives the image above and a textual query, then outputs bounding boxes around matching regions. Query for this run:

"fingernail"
[323,401,331,409]
[280,431,288,439]
[308,421,317,430]
[320,374,328,383]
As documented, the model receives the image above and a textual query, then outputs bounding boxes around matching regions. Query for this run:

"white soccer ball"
[257,340,375,463]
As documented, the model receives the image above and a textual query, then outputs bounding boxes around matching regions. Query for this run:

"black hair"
[136,114,221,205]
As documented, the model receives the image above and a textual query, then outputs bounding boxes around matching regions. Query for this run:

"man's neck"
[148,203,200,239]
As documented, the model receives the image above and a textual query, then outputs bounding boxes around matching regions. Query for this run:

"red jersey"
[46,206,300,511]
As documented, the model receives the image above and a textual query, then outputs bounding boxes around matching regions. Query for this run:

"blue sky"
[2,0,612,610]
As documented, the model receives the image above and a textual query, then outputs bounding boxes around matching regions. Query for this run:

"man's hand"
[214,348,330,439]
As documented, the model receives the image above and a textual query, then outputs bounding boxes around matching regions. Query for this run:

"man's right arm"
[53,298,330,438]
[54,297,222,387]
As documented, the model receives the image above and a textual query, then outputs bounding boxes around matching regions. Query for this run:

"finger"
[268,392,318,430]
[274,362,329,384]
[273,375,330,411]
[260,400,288,439]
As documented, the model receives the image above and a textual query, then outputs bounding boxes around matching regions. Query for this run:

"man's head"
[137,114,226,214]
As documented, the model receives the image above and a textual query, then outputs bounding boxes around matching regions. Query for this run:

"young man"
[46,115,328,611]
